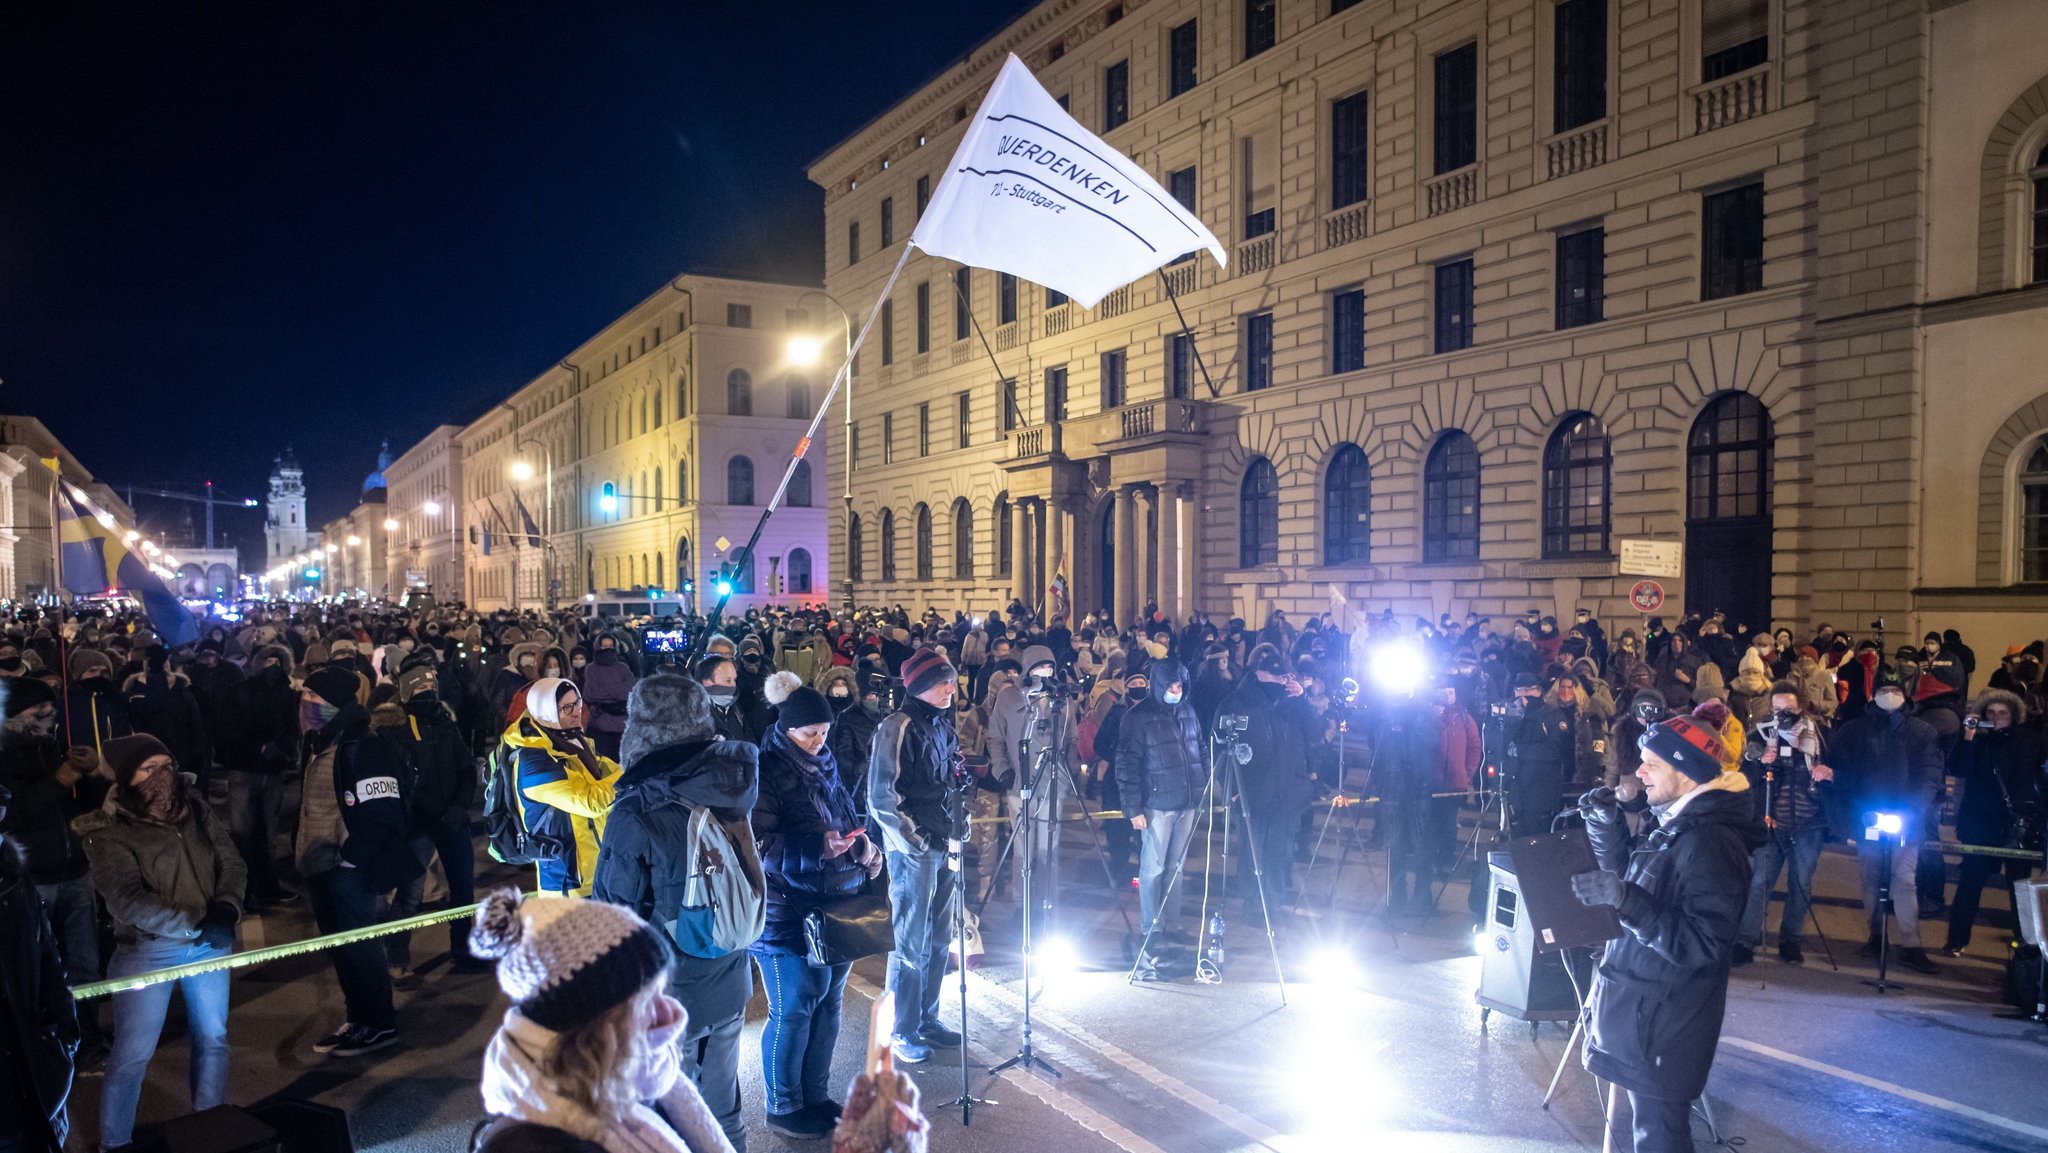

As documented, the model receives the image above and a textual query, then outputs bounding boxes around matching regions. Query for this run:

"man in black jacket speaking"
[1572,716,1762,1152]
[1115,660,1205,959]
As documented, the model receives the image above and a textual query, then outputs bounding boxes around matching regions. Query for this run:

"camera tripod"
[939,762,995,1124]
[1863,825,1903,994]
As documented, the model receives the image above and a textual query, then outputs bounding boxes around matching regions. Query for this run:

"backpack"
[666,806,766,959]
[481,741,544,866]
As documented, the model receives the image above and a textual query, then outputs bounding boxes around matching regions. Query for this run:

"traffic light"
[681,579,695,594]
[599,482,618,514]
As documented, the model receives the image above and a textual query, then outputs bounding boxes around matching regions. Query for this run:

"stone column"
[1048,500,1067,600]
[1113,486,1138,628]
[1177,482,1199,619]
[1155,484,1179,624]
[1010,498,1031,605]
[1134,486,1155,618]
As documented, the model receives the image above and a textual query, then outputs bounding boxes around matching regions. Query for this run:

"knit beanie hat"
[1637,717,1728,784]
[303,642,331,668]
[468,890,669,1032]
[764,670,833,731]
[4,675,56,718]
[395,663,437,703]
[901,647,956,697]
[103,734,172,786]
[67,648,112,682]
[304,665,362,709]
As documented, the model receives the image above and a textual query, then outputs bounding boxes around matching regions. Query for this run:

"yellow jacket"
[501,717,622,896]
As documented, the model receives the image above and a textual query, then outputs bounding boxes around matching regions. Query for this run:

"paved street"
[75,813,2048,1153]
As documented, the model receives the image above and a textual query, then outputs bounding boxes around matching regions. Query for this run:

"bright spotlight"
[1866,811,1906,840]
[1034,935,1081,978]
[786,335,822,367]
[383,518,400,531]
[1369,641,1428,696]
[346,535,361,546]
[1305,945,1361,987]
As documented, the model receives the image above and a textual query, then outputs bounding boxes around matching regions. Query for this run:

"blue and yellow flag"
[56,483,199,647]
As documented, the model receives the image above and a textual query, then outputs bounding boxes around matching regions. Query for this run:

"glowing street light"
[599,482,618,514]
[123,530,140,544]
[346,535,361,546]
[383,518,400,532]
[324,544,338,555]
[785,335,823,367]
[423,499,443,516]
[509,460,535,481]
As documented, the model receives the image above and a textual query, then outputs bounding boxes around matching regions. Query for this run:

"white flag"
[910,54,1226,309]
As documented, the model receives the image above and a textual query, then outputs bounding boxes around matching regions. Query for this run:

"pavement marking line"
[959,969,1288,1153]
[1721,1036,2048,1144]
[845,973,1172,1153]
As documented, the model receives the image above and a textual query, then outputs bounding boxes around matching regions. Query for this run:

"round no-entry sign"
[1629,580,1665,613]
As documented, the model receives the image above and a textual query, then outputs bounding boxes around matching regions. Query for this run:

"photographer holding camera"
[1943,689,2044,955]
[1222,644,1322,917]
[1735,681,1831,965]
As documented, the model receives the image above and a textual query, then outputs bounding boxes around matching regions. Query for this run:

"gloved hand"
[1577,787,1623,829]
[1571,870,1629,909]
[195,900,239,951]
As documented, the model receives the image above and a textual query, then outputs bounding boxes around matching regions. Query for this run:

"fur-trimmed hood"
[1970,687,2029,724]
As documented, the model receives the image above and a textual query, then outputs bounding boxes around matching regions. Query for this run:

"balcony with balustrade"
[1692,63,1771,135]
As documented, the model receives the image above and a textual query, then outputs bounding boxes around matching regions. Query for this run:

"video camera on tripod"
[1214,714,1253,766]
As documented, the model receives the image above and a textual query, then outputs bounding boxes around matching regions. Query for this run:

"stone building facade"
[809,0,2048,643]
[383,425,465,600]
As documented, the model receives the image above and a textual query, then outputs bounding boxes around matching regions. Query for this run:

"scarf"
[480,1007,733,1153]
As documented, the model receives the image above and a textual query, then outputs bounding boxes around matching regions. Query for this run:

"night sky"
[1,1,1024,560]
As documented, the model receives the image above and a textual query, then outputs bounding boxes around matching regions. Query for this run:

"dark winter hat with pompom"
[467,889,669,1031]
[764,670,832,731]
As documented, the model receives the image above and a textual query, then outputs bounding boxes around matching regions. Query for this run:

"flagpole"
[685,239,918,665]
[1157,268,1221,399]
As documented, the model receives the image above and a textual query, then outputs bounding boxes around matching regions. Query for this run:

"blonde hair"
[540,974,665,1125]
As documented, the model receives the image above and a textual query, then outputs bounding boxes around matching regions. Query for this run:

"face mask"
[572,658,586,670]
[829,688,851,702]
[0,656,21,672]
[1163,690,1184,705]
[1874,693,1905,713]
[1774,710,1800,728]
[519,661,536,677]
[862,698,884,718]
[5,711,56,738]
[706,686,737,708]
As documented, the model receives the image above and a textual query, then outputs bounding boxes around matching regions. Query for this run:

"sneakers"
[765,1107,834,1140]
[1778,940,1805,966]
[890,1035,933,1064]
[328,1024,399,1057]
[389,966,423,992]
[916,1023,963,1049]
[1731,944,1755,967]
[1941,945,1967,958]
[1859,935,1882,960]
[312,1023,360,1055]
[1896,948,1941,975]
[812,1099,844,1124]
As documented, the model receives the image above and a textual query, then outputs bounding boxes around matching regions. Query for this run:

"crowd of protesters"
[1,594,2044,1152]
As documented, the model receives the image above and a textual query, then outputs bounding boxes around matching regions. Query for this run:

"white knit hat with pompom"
[468,889,669,1030]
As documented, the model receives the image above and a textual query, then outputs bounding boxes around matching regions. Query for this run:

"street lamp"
[785,335,823,367]
[501,403,558,610]
[423,499,443,516]
[791,288,855,603]
[347,534,361,546]
[510,460,535,482]
[383,517,399,532]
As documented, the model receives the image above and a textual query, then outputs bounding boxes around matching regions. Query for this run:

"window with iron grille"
[1553,0,1608,133]
[1331,90,1370,210]
[1542,414,1612,556]
[1239,457,1278,567]
[1323,443,1371,564]
[1242,312,1273,391]
[1434,259,1474,353]
[1556,226,1605,329]
[1169,20,1198,98]
[1702,181,1765,300]
[1331,286,1366,372]
[1433,42,1478,175]
[1105,60,1130,130]
[1423,432,1481,562]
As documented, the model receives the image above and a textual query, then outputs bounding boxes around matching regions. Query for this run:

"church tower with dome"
[265,447,309,564]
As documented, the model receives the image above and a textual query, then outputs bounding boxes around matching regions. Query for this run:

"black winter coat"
[867,698,958,856]
[1114,693,1206,814]
[61,679,129,754]
[0,736,108,885]
[1826,709,1944,839]
[751,727,866,955]
[0,838,78,1153]
[399,702,476,832]
[1583,780,1764,1101]
[223,666,300,774]
[1222,677,1319,820]
[826,699,879,817]
[591,738,760,1031]
[1951,725,2046,847]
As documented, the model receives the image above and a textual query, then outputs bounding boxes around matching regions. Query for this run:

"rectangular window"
[880,299,895,365]
[915,175,931,219]
[1044,366,1068,424]
[1100,349,1127,410]
[1001,379,1019,431]
[1244,0,1276,59]
[1167,332,1194,399]
[954,267,971,339]
[915,281,930,353]
[850,423,860,470]
[1168,165,1198,263]
[1330,90,1370,210]
[1046,285,1068,309]
[1241,311,1274,391]
[1331,286,1366,372]
[847,221,859,265]
[1433,42,1478,175]
[1241,136,1274,238]
[1104,60,1130,130]
[1332,0,1364,11]
[918,403,931,457]
[726,303,752,328]
[880,197,894,246]
[1434,258,1474,353]
[957,392,972,449]
[1168,19,1198,98]
[998,272,1018,324]
[882,413,894,464]
[1554,0,1608,133]
[1556,225,1606,329]
[1702,181,1765,300]
[1702,0,1768,82]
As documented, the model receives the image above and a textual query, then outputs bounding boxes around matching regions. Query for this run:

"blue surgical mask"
[1163,691,1184,705]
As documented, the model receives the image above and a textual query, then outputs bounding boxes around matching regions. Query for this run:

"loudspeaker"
[1475,851,1581,1023]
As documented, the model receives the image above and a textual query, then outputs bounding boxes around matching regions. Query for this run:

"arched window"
[727,456,755,505]
[788,459,813,507]
[1239,457,1278,568]
[2033,141,2048,284]
[654,467,663,509]
[848,513,865,581]
[880,509,897,580]
[787,548,814,594]
[727,369,752,416]
[787,374,812,419]
[1424,431,1481,562]
[1542,414,1612,557]
[677,457,689,502]
[1323,444,1371,564]
[678,373,690,419]
[2020,441,2048,581]
[915,504,934,581]
[994,494,1013,576]
[655,552,664,589]
[728,550,756,594]
[1687,393,1770,522]
[653,389,663,427]
[953,498,975,579]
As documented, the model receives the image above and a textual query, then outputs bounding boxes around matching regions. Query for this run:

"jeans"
[306,867,395,1030]
[1945,851,2033,951]
[1244,810,1300,913]
[228,770,291,898]
[1137,807,1199,936]
[35,876,105,1050]
[100,937,230,1151]
[754,951,850,1115]
[383,809,478,968]
[1739,825,1826,947]
[885,848,957,1039]
[1623,1091,1693,1153]
[1857,836,1922,949]
[679,1008,746,1153]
